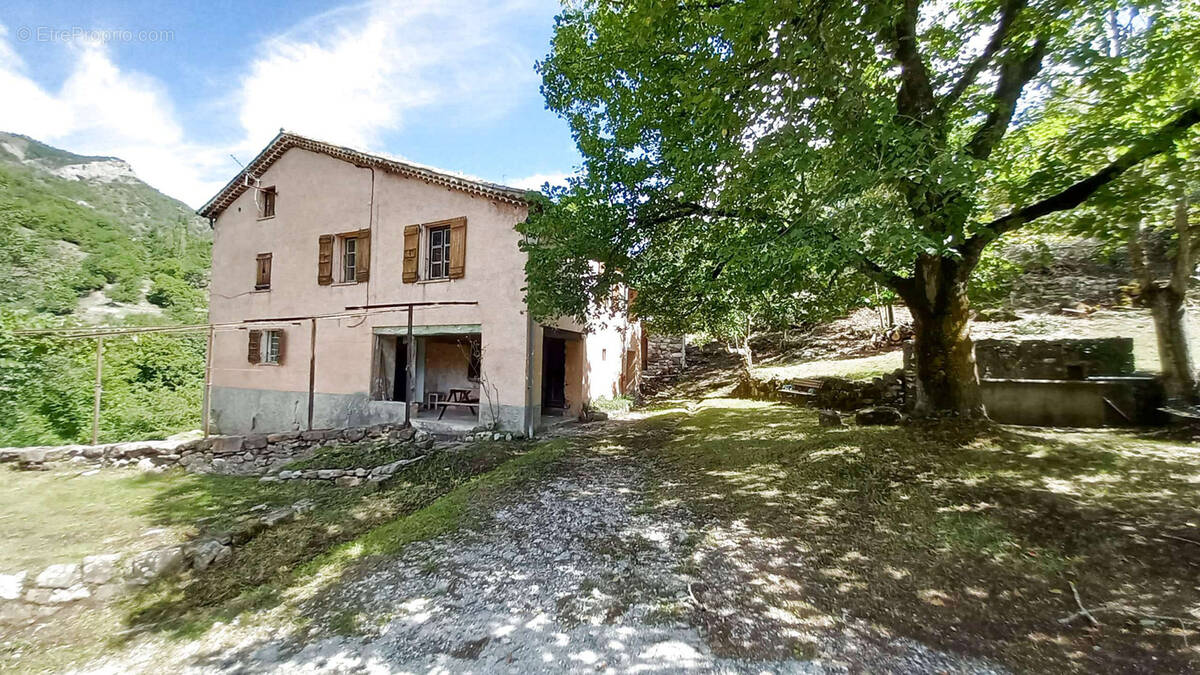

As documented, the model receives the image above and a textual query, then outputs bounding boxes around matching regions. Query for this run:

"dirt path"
[84,419,1005,674]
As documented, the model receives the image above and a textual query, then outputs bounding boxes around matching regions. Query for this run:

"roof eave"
[197,132,531,221]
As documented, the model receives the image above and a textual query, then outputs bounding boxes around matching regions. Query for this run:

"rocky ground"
[80,418,1005,674]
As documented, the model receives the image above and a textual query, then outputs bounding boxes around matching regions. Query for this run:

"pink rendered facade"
[201,133,640,435]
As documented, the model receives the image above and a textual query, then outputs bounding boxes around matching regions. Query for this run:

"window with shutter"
[247,330,262,364]
[355,228,370,282]
[318,235,334,285]
[402,224,420,283]
[259,187,276,218]
[448,217,467,279]
[427,225,450,279]
[263,329,284,364]
[255,253,272,290]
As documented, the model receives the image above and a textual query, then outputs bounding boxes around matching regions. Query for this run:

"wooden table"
[437,388,480,420]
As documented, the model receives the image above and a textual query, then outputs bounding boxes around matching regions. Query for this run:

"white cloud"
[506,171,571,190]
[0,1,556,207]
[0,26,228,206]
[234,0,541,154]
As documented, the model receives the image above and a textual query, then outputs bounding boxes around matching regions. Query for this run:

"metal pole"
[202,325,214,437]
[91,336,104,445]
[406,306,416,426]
[307,318,317,430]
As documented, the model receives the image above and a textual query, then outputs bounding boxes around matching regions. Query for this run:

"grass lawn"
[647,397,1200,672]
[0,464,189,572]
[0,463,361,573]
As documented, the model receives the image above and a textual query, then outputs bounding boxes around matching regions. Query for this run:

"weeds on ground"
[648,398,1200,672]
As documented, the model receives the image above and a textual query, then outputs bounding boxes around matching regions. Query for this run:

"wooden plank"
[91,336,104,445]
[202,325,214,437]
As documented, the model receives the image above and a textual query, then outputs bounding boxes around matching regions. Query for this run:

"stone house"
[198,131,641,436]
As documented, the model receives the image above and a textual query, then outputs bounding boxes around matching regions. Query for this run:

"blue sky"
[0,0,580,206]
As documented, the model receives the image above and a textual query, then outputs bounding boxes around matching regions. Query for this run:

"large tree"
[522,0,1200,416]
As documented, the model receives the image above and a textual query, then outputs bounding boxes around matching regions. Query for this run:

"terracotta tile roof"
[197,131,530,219]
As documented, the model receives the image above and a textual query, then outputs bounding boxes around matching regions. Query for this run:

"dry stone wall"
[0,422,427,476]
[0,498,314,628]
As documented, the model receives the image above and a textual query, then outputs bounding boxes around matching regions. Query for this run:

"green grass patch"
[119,439,568,641]
[647,397,1200,672]
[590,395,635,414]
[283,439,425,471]
[0,463,333,571]
[302,439,569,575]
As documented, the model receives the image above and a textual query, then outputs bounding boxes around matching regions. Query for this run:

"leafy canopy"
[521,0,1200,330]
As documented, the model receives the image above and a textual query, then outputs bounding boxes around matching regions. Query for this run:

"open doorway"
[542,336,567,412]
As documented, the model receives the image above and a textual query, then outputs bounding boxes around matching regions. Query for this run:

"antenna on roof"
[229,153,245,169]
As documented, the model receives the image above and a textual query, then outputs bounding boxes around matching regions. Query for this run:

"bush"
[147,273,203,310]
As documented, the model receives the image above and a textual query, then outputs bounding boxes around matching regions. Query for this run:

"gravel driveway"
[81,421,1005,674]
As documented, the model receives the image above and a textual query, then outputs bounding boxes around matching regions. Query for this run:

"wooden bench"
[435,400,479,420]
[778,378,824,400]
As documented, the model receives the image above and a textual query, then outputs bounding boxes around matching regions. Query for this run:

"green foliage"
[990,2,1200,238]
[524,0,1199,372]
[968,249,1027,308]
[148,273,205,313]
[0,311,208,445]
[0,134,213,446]
[590,394,634,413]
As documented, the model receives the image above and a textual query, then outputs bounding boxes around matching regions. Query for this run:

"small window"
[601,348,607,361]
[263,330,282,364]
[255,252,272,290]
[341,235,358,282]
[427,225,450,279]
[260,187,276,218]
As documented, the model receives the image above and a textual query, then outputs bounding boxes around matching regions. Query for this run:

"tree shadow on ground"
[647,398,1200,673]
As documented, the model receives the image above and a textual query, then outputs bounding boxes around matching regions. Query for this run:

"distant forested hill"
[0,131,211,321]
[0,132,213,446]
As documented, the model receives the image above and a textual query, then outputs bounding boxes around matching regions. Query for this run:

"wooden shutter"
[355,228,371,283]
[247,330,262,364]
[402,224,420,283]
[449,217,467,279]
[317,234,333,285]
[255,253,272,290]
[275,330,286,365]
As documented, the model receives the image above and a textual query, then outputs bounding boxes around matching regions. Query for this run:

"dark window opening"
[427,225,450,279]
[260,186,276,218]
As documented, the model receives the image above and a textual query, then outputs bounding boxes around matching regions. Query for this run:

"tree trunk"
[900,258,985,418]
[1147,285,1197,403]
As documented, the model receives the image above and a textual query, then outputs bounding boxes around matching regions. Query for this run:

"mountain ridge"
[0,131,211,321]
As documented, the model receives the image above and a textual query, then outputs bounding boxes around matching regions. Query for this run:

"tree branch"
[966,98,1200,254]
[894,0,936,120]
[965,35,1048,160]
[940,0,1028,112]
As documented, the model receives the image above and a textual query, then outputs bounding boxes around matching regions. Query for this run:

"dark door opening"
[542,337,566,410]
[393,340,408,402]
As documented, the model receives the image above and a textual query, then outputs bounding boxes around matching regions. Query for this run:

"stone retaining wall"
[733,370,906,411]
[0,498,315,628]
[0,422,427,476]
